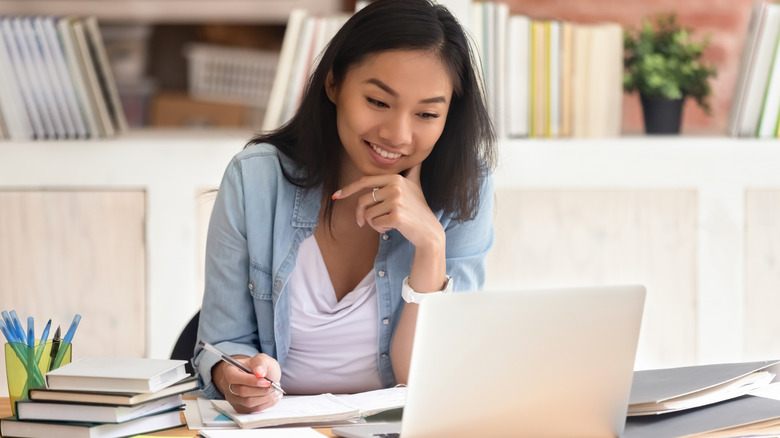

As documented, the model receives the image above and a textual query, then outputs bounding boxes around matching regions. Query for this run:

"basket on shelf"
[184,43,279,109]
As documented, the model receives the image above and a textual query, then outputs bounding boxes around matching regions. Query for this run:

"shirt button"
[248,282,254,291]
[378,270,385,278]
[381,353,389,358]
[382,234,389,240]
[382,318,389,325]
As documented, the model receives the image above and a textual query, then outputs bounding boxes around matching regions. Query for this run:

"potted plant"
[623,13,717,134]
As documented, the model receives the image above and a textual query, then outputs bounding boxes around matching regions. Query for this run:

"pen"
[197,340,286,394]
[62,314,81,344]
[34,319,52,365]
[48,325,61,372]
[26,316,34,347]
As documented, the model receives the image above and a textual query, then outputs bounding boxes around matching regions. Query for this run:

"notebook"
[332,284,646,438]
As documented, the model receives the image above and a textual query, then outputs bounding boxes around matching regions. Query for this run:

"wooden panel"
[744,190,780,360]
[486,190,698,369]
[0,191,145,397]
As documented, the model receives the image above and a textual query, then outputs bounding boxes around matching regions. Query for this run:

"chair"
[170,310,200,376]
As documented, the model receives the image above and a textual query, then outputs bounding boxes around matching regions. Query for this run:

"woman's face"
[326,50,453,183]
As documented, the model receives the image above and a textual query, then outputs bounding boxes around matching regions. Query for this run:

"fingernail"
[331,190,342,200]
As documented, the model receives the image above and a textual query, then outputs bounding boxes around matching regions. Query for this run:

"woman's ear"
[325,70,337,104]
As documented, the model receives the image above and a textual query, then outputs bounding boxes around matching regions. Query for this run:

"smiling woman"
[192,0,497,414]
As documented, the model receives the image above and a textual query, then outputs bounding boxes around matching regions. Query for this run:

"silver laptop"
[333,285,646,438]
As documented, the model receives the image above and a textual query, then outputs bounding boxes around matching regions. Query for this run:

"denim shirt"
[193,143,494,399]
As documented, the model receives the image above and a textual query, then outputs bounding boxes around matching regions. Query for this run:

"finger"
[233,390,284,414]
[404,163,422,184]
[332,176,388,200]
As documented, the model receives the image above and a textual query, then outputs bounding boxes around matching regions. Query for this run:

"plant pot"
[640,94,686,134]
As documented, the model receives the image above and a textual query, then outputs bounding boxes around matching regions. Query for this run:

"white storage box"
[185,43,279,108]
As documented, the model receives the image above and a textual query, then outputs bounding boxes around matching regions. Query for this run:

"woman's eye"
[419,112,440,120]
[367,97,388,108]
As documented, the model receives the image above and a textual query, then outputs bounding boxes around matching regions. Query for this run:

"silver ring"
[228,383,238,396]
[372,187,379,203]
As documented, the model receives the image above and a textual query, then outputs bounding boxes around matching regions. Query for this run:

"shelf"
[0,0,343,24]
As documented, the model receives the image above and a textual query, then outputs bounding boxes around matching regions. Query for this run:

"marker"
[34,319,52,364]
[26,316,34,347]
[197,340,286,394]
[62,314,81,344]
[48,325,61,372]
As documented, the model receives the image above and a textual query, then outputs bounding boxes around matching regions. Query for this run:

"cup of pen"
[5,340,72,416]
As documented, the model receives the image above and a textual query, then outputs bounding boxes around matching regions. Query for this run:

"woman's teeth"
[370,143,401,159]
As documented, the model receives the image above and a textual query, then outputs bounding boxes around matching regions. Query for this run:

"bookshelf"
[0,0,343,24]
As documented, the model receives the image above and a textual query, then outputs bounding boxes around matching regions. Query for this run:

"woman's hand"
[332,163,444,251]
[213,353,283,413]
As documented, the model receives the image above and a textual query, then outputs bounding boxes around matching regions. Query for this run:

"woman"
[193,0,496,414]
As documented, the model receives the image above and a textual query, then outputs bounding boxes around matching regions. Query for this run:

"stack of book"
[0,15,127,141]
[0,357,198,438]
[730,1,780,138]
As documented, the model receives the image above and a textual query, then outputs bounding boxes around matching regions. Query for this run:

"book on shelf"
[0,14,126,141]
[729,1,780,137]
[0,408,184,438]
[15,393,184,423]
[211,386,406,429]
[45,356,188,393]
[29,375,199,406]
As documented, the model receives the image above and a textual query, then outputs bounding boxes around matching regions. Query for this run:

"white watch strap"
[402,276,453,304]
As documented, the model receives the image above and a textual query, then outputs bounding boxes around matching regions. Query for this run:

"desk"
[0,397,338,437]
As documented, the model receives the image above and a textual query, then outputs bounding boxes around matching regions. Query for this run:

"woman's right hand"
[213,353,283,413]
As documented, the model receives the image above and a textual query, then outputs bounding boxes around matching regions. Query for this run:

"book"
[0,408,183,438]
[505,14,530,138]
[57,16,101,138]
[45,356,188,393]
[1,17,47,139]
[70,17,113,137]
[0,16,33,140]
[624,395,780,438]
[211,386,406,429]
[261,8,308,131]
[83,16,128,134]
[732,3,780,137]
[16,393,183,423]
[759,23,780,138]
[30,375,199,406]
[628,360,780,416]
[729,1,770,137]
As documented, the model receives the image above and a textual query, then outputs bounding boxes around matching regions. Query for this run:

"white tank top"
[280,234,383,394]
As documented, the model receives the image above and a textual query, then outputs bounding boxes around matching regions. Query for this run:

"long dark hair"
[248,0,495,224]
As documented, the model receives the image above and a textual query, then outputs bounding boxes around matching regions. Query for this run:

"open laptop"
[333,284,646,438]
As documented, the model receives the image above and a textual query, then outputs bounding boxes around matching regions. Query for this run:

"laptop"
[332,285,646,438]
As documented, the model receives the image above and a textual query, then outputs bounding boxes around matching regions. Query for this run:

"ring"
[228,383,238,396]
[372,187,379,203]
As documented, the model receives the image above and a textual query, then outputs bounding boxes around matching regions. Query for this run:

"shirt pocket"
[248,264,275,345]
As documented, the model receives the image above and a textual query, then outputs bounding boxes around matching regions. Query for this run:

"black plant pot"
[640,94,686,134]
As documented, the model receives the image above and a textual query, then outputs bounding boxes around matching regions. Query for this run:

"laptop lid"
[400,285,646,438]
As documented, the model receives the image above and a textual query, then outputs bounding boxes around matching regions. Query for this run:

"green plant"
[623,13,717,114]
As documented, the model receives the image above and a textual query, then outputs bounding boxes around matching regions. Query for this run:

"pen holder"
[5,340,72,416]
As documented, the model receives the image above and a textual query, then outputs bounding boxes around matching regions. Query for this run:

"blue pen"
[0,320,17,343]
[0,311,14,338]
[62,314,81,344]
[33,319,51,365]
[26,316,34,347]
[10,311,25,343]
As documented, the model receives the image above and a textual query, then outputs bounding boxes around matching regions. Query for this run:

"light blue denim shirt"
[193,143,494,399]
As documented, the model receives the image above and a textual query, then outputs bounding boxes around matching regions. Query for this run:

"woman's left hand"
[332,163,443,250]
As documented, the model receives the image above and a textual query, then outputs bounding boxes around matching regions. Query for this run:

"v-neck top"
[279,234,383,394]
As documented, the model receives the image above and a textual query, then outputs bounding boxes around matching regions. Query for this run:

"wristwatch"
[401,276,453,304]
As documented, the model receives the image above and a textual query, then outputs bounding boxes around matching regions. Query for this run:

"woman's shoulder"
[231,142,296,175]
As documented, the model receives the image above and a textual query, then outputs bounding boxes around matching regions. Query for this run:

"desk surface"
[0,397,338,437]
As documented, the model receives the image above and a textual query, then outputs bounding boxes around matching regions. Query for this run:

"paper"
[199,428,327,437]
[182,398,237,430]
[212,394,360,428]
[336,386,407,417]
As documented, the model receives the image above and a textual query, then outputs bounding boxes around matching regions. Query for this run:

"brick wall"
[503,0,755,135]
